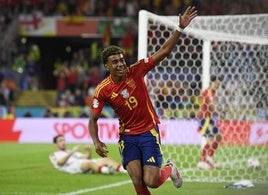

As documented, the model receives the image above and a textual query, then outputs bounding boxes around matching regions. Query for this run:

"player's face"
[105,53,127,82]
[56,136,66,150]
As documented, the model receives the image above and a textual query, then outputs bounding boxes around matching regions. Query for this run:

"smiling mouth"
[117,67,124,73]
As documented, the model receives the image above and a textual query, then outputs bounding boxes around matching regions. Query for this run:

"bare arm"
[81,145,92,159]
[88,113,108,157]
[152,6,197,65]
[56,145,80,166]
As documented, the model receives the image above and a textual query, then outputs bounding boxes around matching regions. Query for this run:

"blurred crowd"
[0,0,267,17]
[0,0,267,119]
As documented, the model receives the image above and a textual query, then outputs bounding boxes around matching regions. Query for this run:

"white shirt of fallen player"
[49,150,92,174]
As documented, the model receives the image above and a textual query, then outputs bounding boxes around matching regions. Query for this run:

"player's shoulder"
[95,76,112,97]
[49,152,57,161]
[49,152,55,157]
[131,57,153,67]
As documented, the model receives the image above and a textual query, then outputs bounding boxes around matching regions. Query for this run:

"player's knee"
[131,177,144,186]
[143,175,160,188]
[128,171,144,186]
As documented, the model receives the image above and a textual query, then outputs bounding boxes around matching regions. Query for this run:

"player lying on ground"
[88,6,197,195]
[49,134,127,174]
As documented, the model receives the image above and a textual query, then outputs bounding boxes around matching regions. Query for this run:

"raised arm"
[152,6,197,65]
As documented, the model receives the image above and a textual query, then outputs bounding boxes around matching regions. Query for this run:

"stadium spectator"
[2,74,17,103]
[42,106,54,117]
[79,109,89,118]
[88,6,197,195]
[12,53,27,90]
[25,54,39,91]
[87,65,103,88]
[120,25,136,63]
[53,60,70,106]
[73,88,85,106]
[23,110,32,117]
[49,134,127,174]
[0,81,8,107]
[197,75,223,170]
[1,0,266,119]
[59,89,75,107]
[62,110,73,118]
[2,103,15,119]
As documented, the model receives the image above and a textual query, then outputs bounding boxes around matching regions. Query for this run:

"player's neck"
[110,74,125,84]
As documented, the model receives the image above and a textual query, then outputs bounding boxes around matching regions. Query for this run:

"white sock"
[100,166,110,174]
[118,165,127,173]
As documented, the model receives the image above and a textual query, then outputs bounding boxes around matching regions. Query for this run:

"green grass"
[0,143,267,195]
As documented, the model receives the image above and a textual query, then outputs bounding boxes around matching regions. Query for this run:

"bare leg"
[126,160,151,195]
[80,160,112,174]
[143,165,161,188]
[94,157,126,173]
[80,160,100,172]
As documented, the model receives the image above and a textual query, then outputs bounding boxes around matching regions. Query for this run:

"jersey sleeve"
[131,57,155,76]
[90,95,105,115]
[73,152,83,159]
[49,153,58,167]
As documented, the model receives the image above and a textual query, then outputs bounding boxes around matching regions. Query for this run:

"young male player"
[88,6,197,195]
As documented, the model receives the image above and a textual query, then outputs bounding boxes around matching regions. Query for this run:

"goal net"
[138,10,268,183]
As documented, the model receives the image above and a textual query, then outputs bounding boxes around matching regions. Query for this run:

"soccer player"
[49,134,127,174]
[197,75,223,170]
[88,6,197,195]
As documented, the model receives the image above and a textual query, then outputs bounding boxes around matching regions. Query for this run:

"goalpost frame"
[138,10,268,90]
[138,10,148,60]
[138,10,212,90]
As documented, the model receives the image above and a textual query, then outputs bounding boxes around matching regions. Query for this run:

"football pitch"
[0,143,267,195]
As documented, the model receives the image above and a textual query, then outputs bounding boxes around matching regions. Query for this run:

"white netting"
[138,10,268,183]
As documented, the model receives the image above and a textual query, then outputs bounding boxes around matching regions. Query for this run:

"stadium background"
[0,0,267,119]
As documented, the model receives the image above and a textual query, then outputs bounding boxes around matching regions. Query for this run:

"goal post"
[138,10,268,183]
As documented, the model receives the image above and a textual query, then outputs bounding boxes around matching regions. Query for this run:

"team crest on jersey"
[92,98,99,108]
[120,89,129,99]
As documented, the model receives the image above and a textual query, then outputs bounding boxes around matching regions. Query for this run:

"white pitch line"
[59,180,132,195]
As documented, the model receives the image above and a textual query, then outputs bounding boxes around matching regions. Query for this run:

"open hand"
[179,6,198,29]
[94,141,109,157]
[72,145,81,152]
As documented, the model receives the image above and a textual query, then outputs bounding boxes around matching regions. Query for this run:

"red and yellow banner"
[18,14,130,37]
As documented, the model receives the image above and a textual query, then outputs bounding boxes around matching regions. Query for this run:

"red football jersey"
[91,57,160,135]
[197,88,216,119]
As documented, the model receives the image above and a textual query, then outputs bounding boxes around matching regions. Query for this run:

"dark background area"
[25,36,120,89]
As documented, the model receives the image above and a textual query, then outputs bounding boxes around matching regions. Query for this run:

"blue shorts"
[199,117,219,137]
[118,125,163,169]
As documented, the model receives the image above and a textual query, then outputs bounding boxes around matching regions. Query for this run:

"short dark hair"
[101,45,125,64]
[53,134,63,144]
